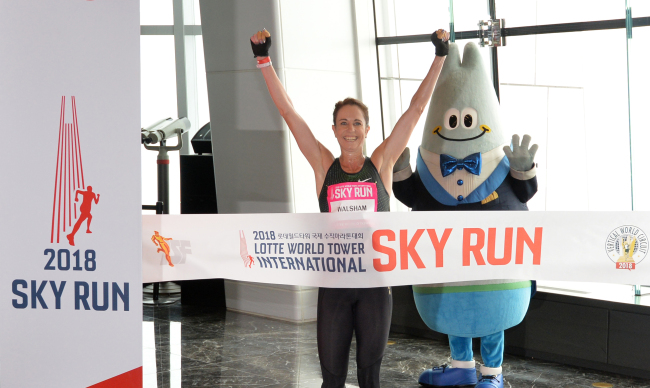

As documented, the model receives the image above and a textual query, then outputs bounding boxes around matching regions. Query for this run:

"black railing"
[376,16,650,46]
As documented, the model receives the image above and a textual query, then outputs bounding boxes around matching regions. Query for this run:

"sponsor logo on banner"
[151,231,191,266]
[11,97,130,313]
[606,225,648,270]
[327,182,378,212]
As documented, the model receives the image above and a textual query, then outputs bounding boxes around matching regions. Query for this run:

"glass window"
[452,0,490,32]
[375,1,650,213]
[140,0,174,25]
[375,0,449,37]
[141,36,179,214]
[628,2,650,211]
[381,43,441,87]
[500,29,631,211]
[141,36,177,126]
[396,43,437,80]
[633,0,650,17]
[193,0,202,25]
[499,0,624,27]
[394,0,450,36]
[140,0,209,214]
[378,44,400,79]
[375,0,398,37]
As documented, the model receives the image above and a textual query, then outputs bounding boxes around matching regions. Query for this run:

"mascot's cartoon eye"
[443,108,461,130]
[461,108,478,129]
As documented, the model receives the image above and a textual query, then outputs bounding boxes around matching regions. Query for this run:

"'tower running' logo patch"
[327,182,378,213]
[151,231,192,267]
[606,225,648,270]
[152,231,174,267]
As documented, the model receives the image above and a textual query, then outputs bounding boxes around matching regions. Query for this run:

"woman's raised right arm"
[251,30,333,179]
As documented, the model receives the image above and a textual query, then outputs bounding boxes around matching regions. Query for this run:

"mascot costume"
[392,42,538,388]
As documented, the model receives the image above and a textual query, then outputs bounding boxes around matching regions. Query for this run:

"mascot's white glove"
[504,134,537,172]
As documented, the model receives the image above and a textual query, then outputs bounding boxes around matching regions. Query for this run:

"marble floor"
[143,303,650,388]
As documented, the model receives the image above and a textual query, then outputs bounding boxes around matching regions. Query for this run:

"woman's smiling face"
[332,104,369,153]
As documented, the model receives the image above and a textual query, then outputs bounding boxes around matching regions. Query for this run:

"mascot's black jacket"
[393,169,537,211]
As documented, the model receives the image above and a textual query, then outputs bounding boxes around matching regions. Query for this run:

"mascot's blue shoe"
[475,374,504,388]
[418,364,478,387]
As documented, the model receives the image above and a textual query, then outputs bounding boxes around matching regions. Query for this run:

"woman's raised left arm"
[371,29,449,178]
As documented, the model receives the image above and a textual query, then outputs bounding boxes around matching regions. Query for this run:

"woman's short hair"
[333,97,369,126]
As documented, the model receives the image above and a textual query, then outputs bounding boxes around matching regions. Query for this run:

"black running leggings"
[317,287,393,388]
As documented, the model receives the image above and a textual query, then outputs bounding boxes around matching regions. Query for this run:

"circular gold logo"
[605,225,648,269]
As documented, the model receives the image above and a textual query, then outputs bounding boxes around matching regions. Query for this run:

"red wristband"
[257,57,271,65]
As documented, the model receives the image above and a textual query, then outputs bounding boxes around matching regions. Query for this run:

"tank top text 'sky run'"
[318,158,390,213]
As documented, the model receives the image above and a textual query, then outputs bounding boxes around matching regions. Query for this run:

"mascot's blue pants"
[449,332,504,368]
[413,282,532,369]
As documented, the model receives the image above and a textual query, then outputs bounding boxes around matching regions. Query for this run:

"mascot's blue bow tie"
[440,152,482,177]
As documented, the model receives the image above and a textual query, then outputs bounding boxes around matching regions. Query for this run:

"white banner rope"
[143,211,649,287]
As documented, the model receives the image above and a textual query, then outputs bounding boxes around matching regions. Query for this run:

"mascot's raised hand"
[504,134,538,172]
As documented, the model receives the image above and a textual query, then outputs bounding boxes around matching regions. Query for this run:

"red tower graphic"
[50,96,97,245]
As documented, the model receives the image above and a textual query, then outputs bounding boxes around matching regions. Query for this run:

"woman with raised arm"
[250,28,449,388]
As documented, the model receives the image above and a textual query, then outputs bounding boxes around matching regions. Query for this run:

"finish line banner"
[143,211,650,286]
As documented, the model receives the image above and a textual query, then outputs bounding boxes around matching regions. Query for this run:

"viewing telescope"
[141,116,192,216]
[141,117,190,145]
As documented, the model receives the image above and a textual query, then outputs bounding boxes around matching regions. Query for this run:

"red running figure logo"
[50,96,100,246]
[67,186,100,246]
[152,231,174,267]
[239,230,255,268]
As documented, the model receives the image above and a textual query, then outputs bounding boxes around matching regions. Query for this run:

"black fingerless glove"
[431,31,449,57]
[251,36,272,58]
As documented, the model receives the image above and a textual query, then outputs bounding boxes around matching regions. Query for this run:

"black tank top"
[318,158,390,213]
